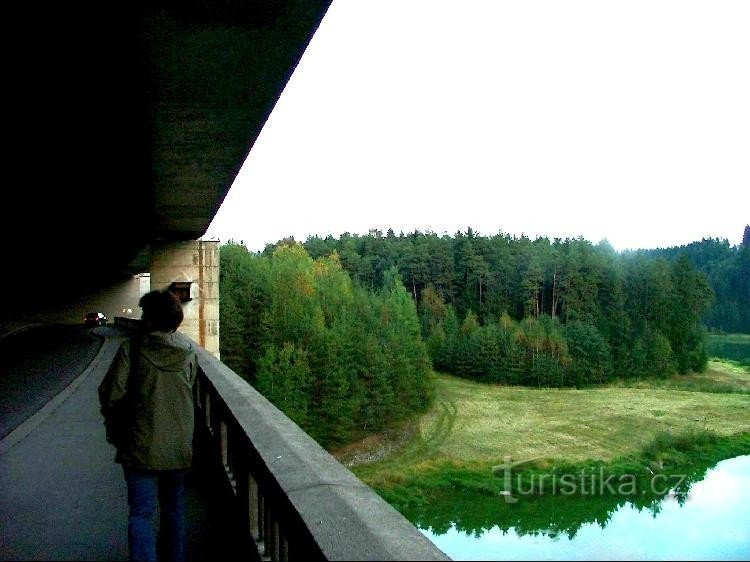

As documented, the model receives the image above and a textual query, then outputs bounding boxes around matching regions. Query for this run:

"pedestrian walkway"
[0,331,236,561]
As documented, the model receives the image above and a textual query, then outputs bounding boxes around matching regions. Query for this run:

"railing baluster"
[229,421,242,494]
[211,391,220,437]
[220,419,228,469]
[272,519,281,562]
[248,473,260,541]
[258,492,266,546]
[279,533,289,562]
[233,425,243,481]
[264,499,272,559]
[204,391,212,434]
[227,421,233,473]
[194,376,201,409]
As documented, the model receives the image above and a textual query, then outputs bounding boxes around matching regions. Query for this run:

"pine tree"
[669,255,713,373]
[255,343,311,428]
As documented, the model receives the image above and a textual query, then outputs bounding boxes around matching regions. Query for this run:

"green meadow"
[347,359,750,508]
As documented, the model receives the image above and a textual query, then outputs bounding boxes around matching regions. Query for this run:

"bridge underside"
[4,1,330,316]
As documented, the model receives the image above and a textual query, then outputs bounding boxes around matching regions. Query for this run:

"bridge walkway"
[0,328,237,561]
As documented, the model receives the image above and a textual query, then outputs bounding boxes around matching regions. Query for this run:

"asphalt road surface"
[0,324,103,439]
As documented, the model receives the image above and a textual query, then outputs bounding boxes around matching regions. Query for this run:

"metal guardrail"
[193,346,450,562]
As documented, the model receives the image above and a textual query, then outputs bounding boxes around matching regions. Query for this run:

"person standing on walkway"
[98,289,198,562]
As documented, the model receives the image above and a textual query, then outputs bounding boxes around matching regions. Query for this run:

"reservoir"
[416,455,750,560]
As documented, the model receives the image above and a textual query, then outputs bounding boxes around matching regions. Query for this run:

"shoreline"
[361,430,750,511]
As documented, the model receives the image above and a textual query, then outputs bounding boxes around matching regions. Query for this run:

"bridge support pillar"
[149,240,220,358]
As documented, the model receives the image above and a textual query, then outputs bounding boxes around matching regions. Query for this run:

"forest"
[220,226,748,444]
[645,225,750,334]
[219,243,432,447]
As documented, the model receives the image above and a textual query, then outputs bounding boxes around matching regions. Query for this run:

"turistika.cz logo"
[491,455,688,504]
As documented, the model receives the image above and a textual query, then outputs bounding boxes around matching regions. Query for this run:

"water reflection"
[410,456,750,560]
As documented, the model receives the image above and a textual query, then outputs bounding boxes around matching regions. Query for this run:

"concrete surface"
[0,325,103,439]
[0,328,238,561]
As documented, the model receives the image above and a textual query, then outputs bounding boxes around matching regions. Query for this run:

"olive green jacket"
[98,331,198,471]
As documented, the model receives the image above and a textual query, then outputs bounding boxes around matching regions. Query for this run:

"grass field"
[613,359,750,393]
[348,361,750,501]
[707,333,750,346]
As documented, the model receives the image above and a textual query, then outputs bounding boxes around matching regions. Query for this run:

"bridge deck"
[0,329,236,561]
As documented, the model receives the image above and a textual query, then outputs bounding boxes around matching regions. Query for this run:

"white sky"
[204,0,750,252]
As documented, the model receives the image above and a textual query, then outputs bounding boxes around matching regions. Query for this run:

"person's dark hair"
[139,289,184,332]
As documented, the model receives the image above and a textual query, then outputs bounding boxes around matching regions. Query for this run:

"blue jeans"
[124,468,187,562]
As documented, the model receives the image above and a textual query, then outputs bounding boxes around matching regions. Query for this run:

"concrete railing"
[193,346,450,561]
[113,316,142,330]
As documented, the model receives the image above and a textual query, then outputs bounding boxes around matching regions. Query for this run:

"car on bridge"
[83,312,108,327]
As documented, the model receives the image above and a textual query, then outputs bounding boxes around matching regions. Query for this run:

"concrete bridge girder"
[3,1,331,322]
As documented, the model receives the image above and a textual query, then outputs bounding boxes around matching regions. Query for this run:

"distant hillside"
[643,225,750,333]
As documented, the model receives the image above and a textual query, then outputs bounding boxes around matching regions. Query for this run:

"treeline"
[219,243,432,448]
[644,225,750,333]
[264,228,715,384]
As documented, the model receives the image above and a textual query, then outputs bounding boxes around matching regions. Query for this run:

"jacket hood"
[139,332,194,371]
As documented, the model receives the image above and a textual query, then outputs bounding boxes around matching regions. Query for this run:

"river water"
[417,455,750,560]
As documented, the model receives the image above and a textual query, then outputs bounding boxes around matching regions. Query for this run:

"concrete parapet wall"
[114,316,143,331]
[194,345,450,561]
